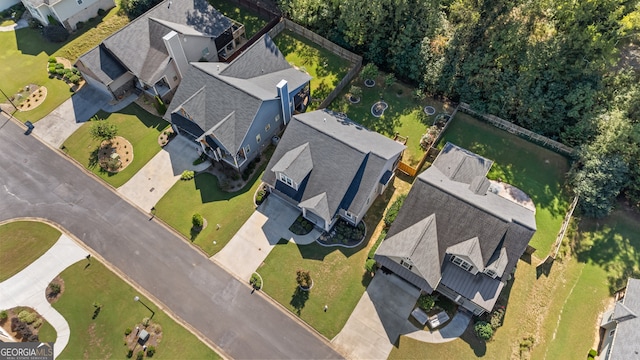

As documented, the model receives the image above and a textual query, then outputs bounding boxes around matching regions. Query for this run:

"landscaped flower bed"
[289,215,314,235]
[317,219,366,247]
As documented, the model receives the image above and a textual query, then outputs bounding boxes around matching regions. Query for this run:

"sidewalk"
[0,19,27,32]
[0,235,88,358]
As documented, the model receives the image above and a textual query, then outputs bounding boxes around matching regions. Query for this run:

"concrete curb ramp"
[0,234,88,358]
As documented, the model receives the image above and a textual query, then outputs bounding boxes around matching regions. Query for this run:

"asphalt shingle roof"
[609,278,640,359]
[263,110,405,225]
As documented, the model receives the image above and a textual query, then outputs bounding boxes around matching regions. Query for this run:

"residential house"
[164,34,311,171]
[375,142,537,315]
[600,278,640,359]
[22,0,115,31]
[76,0,245,101]
[262,110,406,231]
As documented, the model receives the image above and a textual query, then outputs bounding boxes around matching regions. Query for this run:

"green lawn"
[438,112,571,256]
[207,0,268,37]
[330,74,452,166]
[155,169,265,256]
[257,176,402,339]
[53,259,219,359]
[0,5,128,122]
[37,320,57,343]
[62,104,169,188]
[0,221,60,281]
[274,30,351,110]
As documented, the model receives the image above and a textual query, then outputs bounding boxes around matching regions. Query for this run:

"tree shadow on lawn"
[573,216,640,294]
[97,104,168,131]
[290,287,310,315]
[194,170,256,203]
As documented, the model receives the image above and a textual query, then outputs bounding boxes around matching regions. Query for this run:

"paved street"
[0,117,341,359]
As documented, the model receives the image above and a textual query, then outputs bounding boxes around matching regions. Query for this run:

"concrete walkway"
[117,136,210,211]
[0,18,27,32]
[32,85,113,148]
[0,234,88,358]
[405,310,471,343]
[213,195,321,281]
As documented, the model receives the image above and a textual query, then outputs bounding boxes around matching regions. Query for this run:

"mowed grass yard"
[53,259,219,359]
[62,104,169,188]
[331,75,453,166]
[207,0,268,37]
[274,30,351,110]
[0,221,60,281]
[390,207,640,359]
[155,169,265,256]
[0,6,128,122]
[438,112,571,256]
[258,175,412,339]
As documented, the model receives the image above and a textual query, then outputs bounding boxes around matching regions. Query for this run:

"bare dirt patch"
[17,85,47,112]
[97,136,134,173]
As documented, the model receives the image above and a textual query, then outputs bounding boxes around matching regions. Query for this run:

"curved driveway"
[0,117,340,359]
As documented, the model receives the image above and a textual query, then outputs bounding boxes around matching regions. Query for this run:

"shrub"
[142,317,151,327]
[384,73,396,88]
[349,85,362,99]
[48,56,57,63]
[120,0,163,18]
[46,14,59,26]
[417,294,436,312]
[368,229,386,259]
[28,18,40,29]
[136,351,144,360]
[192,213,204,228]
[364,259,377,273]
[75,21,84,29]
[361,63,379,80]
[55,68,65,76]
[383,194,407,227]
[18,310,37,324]
[32,318,43,328]
[0,310,7,321]
[250,273,262,289]
[180,170,194,180]
[146,346,156,357]
[588,349,597,358]
[55,63,64,70]
[43,25,69,42]
[49,282,61,296]
[126,349,133,358]
[256,189,267,204]
[490,306,505,329]
[63,68,73,79]
[154,95,167,114]
[48,65,56,73]
[124,327,132,336]
[296,269,312,288]
[97,8,106,16]
[474,321,493,340]
[69,75,81,84]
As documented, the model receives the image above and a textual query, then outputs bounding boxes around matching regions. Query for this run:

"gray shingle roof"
[271,143,313,184]
[76,44,128,85]
[439,260,505,311]
[433,142,493,183]
[298,193,330,221]
[165,34,311,156]
[219,34,292,79]
[447,237,484,270]
[263,110,405,225]
[610,278,640,359]
[77,0,232,83]
[376,144,536,311]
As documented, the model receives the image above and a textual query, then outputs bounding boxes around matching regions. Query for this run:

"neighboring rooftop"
[609,278,640,359]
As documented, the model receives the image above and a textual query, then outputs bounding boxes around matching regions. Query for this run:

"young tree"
[384,73,396,89]
[360,63,379,81]
[349,85,362,100]
[89,118,118,142]
[296,269,312,288]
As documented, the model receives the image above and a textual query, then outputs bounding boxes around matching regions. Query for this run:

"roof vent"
[168,0,172,8]
[217,65,220,71]
[323,118,326,123]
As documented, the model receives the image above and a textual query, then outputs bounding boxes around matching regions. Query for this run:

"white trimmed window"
[265,124,271,132]
[256,134,261,143]
[609,329,615,337]
[279,173,295,188]
[400,259,413,271]
[484,269,497,278]
[244,144,251,154]
[275,114,281,122]
[451,255,473,272]
[344,211,353,219]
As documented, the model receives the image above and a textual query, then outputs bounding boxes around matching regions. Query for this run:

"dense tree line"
[277,0,640,216]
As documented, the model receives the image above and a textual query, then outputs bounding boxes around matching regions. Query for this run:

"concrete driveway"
[332,272,420,359]
[0,234,88,358]
[118,136,209,211]
[213,195,321,281]
[33,85,111,148]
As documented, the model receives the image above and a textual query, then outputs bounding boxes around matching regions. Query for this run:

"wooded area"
[276,0,640,217]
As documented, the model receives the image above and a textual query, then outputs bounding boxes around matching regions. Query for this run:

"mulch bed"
[98,136,133,173]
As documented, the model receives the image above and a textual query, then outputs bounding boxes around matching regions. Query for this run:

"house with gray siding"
[375,143,537,315]
[262,110,406,231]
[599,278,640,359]
[164,34,311,171]
[22,0,115,31]
[76,0,245,101]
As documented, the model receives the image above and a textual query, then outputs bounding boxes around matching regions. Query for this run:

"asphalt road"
[0,117,341,359]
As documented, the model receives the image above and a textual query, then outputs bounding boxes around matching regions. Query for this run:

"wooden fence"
[225,0,281,20]
[268,19,363,109]
[458,103,575,156]
[551,195,579,259]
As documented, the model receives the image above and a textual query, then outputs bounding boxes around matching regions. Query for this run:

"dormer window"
[400,259,413,271]
[484,269,497,278]
[451,255,474,272]
[279,173,295,189]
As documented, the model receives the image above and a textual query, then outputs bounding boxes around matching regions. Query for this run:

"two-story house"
[22,0,115,31]
[375,142,537,315]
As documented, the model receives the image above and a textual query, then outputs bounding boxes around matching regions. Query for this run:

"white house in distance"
[21,0,115,31]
